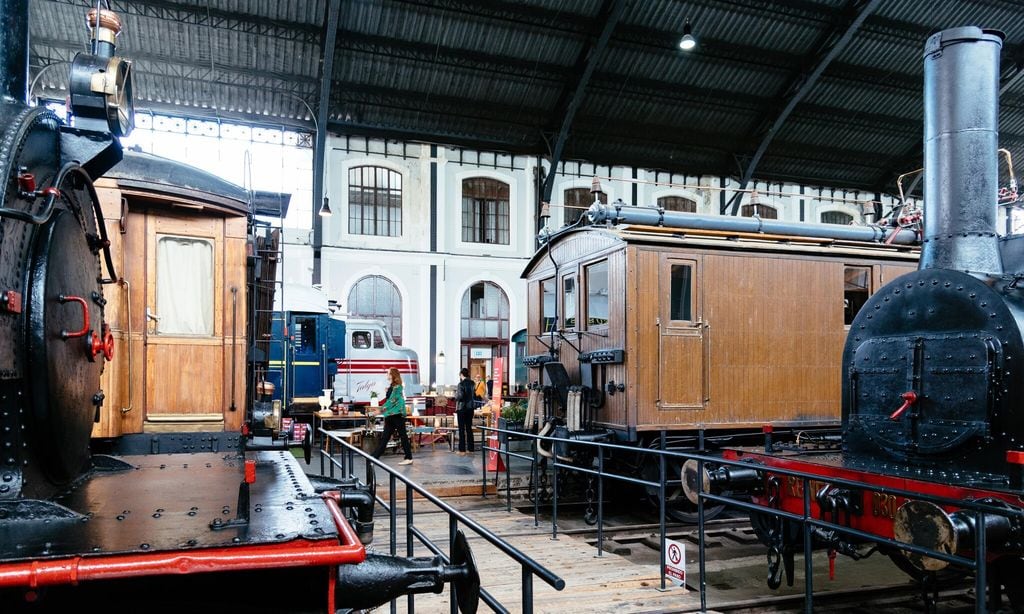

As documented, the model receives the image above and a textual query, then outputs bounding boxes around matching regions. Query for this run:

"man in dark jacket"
[454,368,477,456]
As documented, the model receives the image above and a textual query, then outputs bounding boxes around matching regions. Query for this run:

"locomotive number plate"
[871,492,900,519]
[784,476,828,499]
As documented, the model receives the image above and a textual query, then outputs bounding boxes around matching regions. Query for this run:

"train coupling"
[336,529,481,613]
[894,499,1023,571]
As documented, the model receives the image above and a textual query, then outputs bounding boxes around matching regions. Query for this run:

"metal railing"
[318,428,565,614]
[478,425,1023,614]
[480,425,683,592]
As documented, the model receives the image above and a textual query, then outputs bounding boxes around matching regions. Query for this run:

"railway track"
[500,504,981,612]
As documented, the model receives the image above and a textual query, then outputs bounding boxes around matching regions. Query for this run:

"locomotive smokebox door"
[26,207,105,489]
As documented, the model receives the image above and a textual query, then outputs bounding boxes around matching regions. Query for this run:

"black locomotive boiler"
[0,3,478,611]
[684,26,1024,602]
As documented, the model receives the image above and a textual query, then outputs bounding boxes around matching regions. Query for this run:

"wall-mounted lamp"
[437,350,446,364]
[318,196,332,217]
[678,19,696,51]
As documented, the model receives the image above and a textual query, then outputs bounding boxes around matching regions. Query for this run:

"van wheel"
[640,458,725,523]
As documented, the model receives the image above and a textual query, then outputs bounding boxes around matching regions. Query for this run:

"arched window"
[740,203,778,219]
[347,275,403,344]
[349,166,402,236]
[821,210,854,225]
[564,187,606,224]
[460,282,510,339]
[460,281,510,390]
[658,195,697,213]
[462,178,510,244]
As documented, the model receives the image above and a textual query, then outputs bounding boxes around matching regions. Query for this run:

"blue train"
[265,286,422,412]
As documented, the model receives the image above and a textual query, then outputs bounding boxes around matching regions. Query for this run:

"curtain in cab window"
[156,236,214,335]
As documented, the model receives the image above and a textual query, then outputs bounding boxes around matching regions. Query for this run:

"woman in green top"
[371,367,413,464]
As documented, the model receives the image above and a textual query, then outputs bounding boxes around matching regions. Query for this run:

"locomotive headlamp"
[68,8,134,137]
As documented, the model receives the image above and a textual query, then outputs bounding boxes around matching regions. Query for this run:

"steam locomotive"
[683,27,1024,604]
[0,3,479,611]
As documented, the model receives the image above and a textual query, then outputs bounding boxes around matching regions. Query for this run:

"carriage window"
[585,261,609,327]
[295,316,317,353]
[670,265,693,321]
[541,278,556,333]
[563,275,577,329]
[156,236,213,335]
[845,266,871,325]
[352,331,371,349]
[373,331,385,349]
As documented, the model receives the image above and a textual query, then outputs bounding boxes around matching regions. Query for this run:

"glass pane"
[844,266,871,325]
[658,196,696,213]
[741,204,778,219]
[349,166,403,236]
[822,211,854,225]
[541,279,556,333]
[563,276,577,329]
[295,317,317,353]
[670,265,692,321]
[586,261,609,327]
[156,236,213,335]
[373,331,385,348]
[347,275,402,341]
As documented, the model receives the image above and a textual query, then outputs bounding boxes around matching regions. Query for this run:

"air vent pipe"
[586,202,919,245]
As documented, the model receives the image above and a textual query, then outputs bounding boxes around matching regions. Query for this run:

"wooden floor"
[370,500,699,613]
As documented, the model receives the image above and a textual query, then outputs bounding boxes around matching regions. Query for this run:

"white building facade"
[282,135,914,394]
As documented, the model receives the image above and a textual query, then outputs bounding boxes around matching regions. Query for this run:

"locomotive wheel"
[641,458,726,523]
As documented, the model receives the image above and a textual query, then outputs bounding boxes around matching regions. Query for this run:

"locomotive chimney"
[0,0,29,104]
[920,27,1004,274]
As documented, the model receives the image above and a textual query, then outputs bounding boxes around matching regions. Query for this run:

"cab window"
[295,316,317,353]
[352,331,371,349]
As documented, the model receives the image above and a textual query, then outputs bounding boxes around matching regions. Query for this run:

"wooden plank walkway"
[370,502,701,613]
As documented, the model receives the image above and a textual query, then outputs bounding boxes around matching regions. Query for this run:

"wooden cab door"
[143,215,225,425]
[658,256,706,410]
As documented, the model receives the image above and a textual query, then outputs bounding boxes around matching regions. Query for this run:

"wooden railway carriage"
[522,215,918,515]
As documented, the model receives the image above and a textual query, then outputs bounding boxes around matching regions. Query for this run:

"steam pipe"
[587,202,919,245]
[0,0,29,104]
[921,27,1004,274]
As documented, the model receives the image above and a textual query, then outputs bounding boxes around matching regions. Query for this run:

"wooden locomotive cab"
[90,151,273,437]
[523,222,918,442]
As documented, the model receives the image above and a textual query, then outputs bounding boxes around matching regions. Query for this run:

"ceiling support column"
[312,0,341,286]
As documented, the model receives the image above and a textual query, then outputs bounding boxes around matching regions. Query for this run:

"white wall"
[282,136,919,389]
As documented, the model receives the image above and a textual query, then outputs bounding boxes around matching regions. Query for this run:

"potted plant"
[498,401,528,444]
[368,390,379,408]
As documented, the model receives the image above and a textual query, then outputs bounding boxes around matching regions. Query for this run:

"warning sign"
[664,538,686,587]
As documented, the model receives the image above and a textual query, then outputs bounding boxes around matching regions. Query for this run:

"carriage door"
[658,257,706,410]
[144,217,224,423]
[288,313,327,403]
